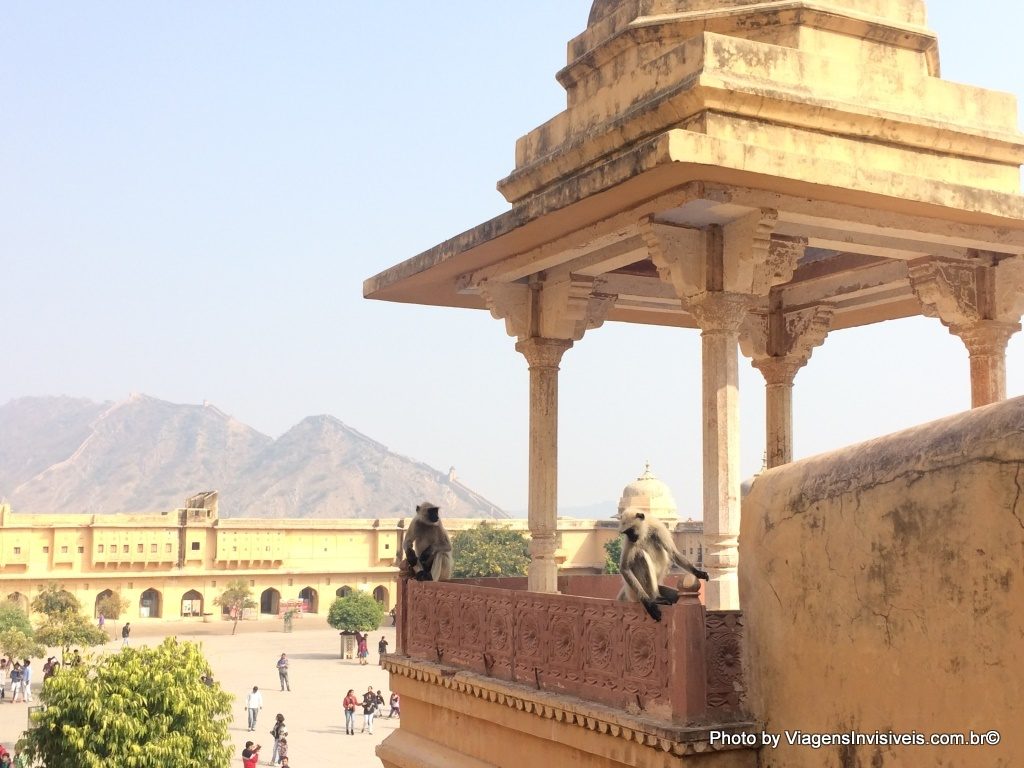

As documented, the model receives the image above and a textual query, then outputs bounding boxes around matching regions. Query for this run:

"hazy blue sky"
[2,1,1022,515]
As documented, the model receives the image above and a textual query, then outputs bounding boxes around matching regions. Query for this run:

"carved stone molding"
[385,656,755,758]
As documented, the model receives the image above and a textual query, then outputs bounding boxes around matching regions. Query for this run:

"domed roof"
[618,462,678,523]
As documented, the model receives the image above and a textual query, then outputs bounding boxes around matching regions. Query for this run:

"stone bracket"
[741,304,836,383]
[481,275,617,342]
[643,208,798,301]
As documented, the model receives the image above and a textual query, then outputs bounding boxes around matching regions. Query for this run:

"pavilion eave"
[364,130,1024,332]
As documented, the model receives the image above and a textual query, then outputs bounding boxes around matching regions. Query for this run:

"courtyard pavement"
[0,615,399,767]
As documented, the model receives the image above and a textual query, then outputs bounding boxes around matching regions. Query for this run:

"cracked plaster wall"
[739,396,1024,768]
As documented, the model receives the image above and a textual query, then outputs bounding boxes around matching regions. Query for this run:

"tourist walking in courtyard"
[0,658,8,700]
[355,631,368,665]
[377,635,388,666]
[276,653,290,691]
[343,689,358,735]
[8,663,22,702]
[121,622,131,647]
[361,685,378,734]
[388,691,400,718]
[19,661,31,703]
[245,685,263,731]
[270,713,287,764]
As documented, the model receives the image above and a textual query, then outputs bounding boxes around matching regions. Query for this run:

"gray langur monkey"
[402,502,453,582]
[617,510,709,621]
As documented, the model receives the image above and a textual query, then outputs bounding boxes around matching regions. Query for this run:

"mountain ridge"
[0,395,506,519]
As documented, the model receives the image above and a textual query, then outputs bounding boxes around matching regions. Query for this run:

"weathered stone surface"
[740,396,1024,768]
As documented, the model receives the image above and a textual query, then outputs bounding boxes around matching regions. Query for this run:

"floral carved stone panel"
[705,610,746,718]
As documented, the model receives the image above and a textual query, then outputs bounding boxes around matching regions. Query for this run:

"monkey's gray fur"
[402,501,453,582]
[616,510,709,621]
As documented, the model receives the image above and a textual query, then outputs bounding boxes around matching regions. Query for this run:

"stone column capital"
[515,337,573,369]
[952,320,1021,356]
[689,292,751,333]
[752,356,804,387]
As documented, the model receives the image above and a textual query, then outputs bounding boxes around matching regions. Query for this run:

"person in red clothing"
[342,689,359,735]
[240,740,261,768]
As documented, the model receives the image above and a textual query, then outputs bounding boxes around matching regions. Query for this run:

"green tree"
[603,537,622,574]
[35,612,107,658]
[451,523,530,578]
[19,637,233,768]
[0,602,44,659]
[327,591,385,632]
[0,601,35,636]
[95,591,130,622]
[31,583,80,617]
[213,579,256,636]
[0,628,44,660]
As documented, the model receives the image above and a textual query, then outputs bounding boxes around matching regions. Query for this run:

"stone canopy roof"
[365,0,1024,337]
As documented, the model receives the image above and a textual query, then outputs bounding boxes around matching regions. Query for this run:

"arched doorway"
[373,586,389,609]
[140,588,162,618]
[336,585,353,598]
[95,589,113,618]
[6,592,28,614]
[260,588,281,615]
[298,586,318,613]
[181,589,203,618]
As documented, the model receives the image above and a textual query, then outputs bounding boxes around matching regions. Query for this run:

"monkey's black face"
[425,506,439,523]
[623,528,639,543]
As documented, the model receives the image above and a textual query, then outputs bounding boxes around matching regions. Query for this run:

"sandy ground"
[0,615,398,767]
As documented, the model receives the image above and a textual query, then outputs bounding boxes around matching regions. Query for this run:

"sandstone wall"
[740,396,1024,768]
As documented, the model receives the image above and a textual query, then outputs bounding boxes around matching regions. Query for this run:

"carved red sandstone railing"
[396,577,734,725]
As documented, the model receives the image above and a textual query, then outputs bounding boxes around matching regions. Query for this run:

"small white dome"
[617,462,678,523]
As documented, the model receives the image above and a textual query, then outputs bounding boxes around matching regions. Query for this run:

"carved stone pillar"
[908,256,1024,409]
[689,291,750,612]
[742,304,834,468]
[515,337,573,592]
[954,320,1019,407]
[481,276,616,593]
[751,356,801,468]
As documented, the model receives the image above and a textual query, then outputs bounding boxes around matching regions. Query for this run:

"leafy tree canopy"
[31,583,81,618]
[35,612,108,657]
[327,591,384,632]
[0,601,35,636]
[451,523,530,579]
[213,578,257,636]
[95,591,130,621]
[19,638,233,768]
[0,628,44,661]
[603,537,622,575]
